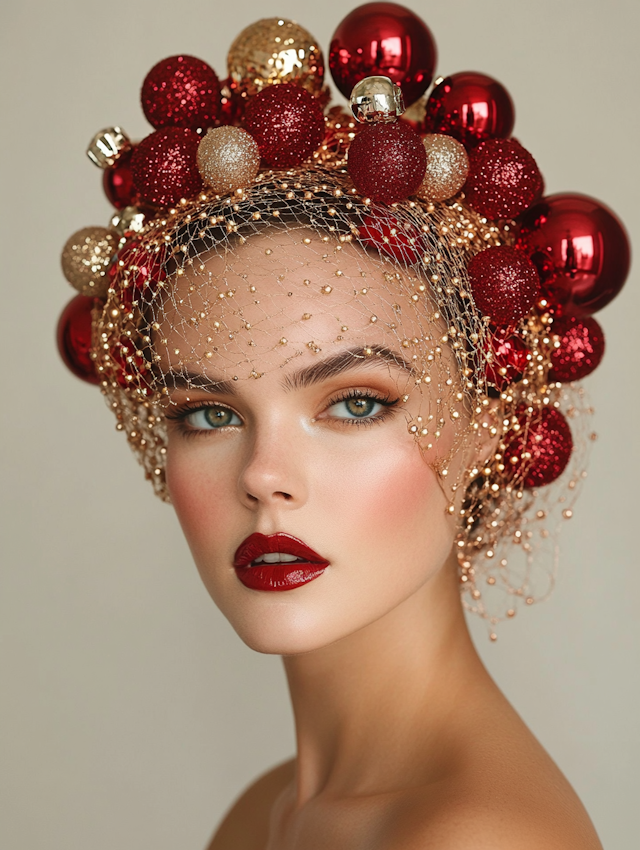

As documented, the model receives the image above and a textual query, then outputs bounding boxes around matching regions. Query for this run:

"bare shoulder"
[206,758,294,850]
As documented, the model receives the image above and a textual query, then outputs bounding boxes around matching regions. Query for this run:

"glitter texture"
[549,316,605,382]
[141,55,220,130]
[465,139,542,219]
[418,134,469,202]
[468,245,540,325]
[197,126,261,193]
[504,406,574,488]
[347,121,426,204]
[132,128,203,206]
[60,226,117,298]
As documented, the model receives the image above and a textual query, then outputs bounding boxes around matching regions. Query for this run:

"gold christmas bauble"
[197,126,261,194]
[61,226,117,298]
[227,18,324,98]
[418,134,469,202]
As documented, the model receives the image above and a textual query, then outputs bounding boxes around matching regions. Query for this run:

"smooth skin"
[158,231,602,849]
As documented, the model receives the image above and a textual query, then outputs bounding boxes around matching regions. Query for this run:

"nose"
[238,421,307,510]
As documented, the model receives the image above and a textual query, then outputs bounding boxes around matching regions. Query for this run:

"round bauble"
[228,18,325,98]
[56,295,100,384]
[329,2,437,107]
[504,405,573,488]
[516,193,630,316]
[103,147,137,209]
[61,226,117,299]
[132,128,203,206]
[141,55,220,130]
[485,328,530,391]
[549,316,605,382]
[418,134,469,201]
[244,83,325,168]
[358,213,422,264]
[348,120,426,204]
[197,126,261,193]
[468,245,539,325]
[465,139,542,219]
[424,72,514,148]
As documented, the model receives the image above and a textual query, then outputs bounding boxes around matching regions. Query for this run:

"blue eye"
[184,406,242,429]
[328,396,384,420]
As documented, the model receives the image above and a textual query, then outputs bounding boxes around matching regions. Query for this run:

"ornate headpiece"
[58,3,630,633]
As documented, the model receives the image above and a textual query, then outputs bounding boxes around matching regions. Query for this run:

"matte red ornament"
[424,72,514,148]
[549,316,605,382]
[359,213,422,264]
[141,55,221,130]
[465,139,542,219]
[504,405,573,488]
[244,83,325,168]
[485,328,530,390]
[103,147,137,209]
[348,121,426,204]
[329,2,437,107]
[56,294,100,384]
[131,128,203,206]
[516,193,630,316]
[468,245,539,325]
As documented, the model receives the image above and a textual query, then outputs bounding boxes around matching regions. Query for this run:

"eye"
[184,405,242,430]
[327,395,385,420]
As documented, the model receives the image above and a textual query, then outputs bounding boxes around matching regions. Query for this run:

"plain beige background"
[1,1,638,848]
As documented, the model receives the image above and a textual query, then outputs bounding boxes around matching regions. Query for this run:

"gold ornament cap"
[87,127,131,169]
[350,76,405,124]
[110,206,147,236]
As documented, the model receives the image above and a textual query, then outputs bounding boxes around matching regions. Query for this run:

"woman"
[56,4,628,847]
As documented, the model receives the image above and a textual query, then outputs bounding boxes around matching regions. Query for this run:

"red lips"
[233,532,329,591]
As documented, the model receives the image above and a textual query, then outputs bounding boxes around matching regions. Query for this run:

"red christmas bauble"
[328,2,437,107]
[244,83,325,168]
[110,335,153,391]
[549,316,605,382]
[465,139,542,219]
[359,212,422,264]
[56,294,100,384]
[504,405,573,488]
[468,245,539,325]
[141,55,221,130]
[131,128,203,206]
[218,77,243,127]
[485,328,530,390]
[516,193,630,316]
[348,121,426,204]
[103,147,137,209]
[424,72,514,148]
[108,240,167,311]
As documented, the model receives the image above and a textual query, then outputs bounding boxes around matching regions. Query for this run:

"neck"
[282,552,491,804]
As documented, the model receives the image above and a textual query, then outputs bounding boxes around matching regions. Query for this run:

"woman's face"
[157,228,478,654]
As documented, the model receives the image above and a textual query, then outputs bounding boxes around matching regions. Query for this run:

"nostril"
[276,491,293,501]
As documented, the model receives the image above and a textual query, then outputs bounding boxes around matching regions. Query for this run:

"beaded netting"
[93,164,592,633]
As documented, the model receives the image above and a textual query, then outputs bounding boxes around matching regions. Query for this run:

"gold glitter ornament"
[60,226,117,298]
[110,206,147,236]
[86,127,130,169]
[418,134,469,202]
[227,18,325,98]
[350,76,405,124]
[197,126,261,193]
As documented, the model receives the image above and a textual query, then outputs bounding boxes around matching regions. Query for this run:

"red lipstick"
[233,533,329,591]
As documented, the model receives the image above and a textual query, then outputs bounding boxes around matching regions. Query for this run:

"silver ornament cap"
[87,127,131,169]
[350,76,405,124]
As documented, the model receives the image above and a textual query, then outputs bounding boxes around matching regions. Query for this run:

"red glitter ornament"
[244,84,325,168]
[103,147,137,209]
[549,316,605,382]
[141,55,221,130]
[516,193,630,316]
[424,72,514,148]
[485,328,530,390]
[359,213,422,264]
[348,121,426,204]
[56,295,100,384]
[468,245,539,325]
[504,405,573,488]
[329,2,437,107]
[465,139,542,219]
[131,128,203,206]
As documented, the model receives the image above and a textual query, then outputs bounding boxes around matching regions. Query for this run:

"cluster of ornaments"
[59,1,630,491]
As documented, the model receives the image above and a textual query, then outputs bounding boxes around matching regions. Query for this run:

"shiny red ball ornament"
[103,147,137,209]
[549,316,605,382]
[328,2,437,107]
[218,78,243,127]
[110,336,153,392]
[485,328,530,390]
[348,121,426,204]
[504,405,573,488]
[108,240,167,312]
[465,139,542,219]
[468,245,539,325]
[141,55,221,130]
[359,213,422,264]
[424,72,514,148]
[56,294,100,384]
[244,83,325,168]
[516,193,630,316]
[131,128,203,206]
